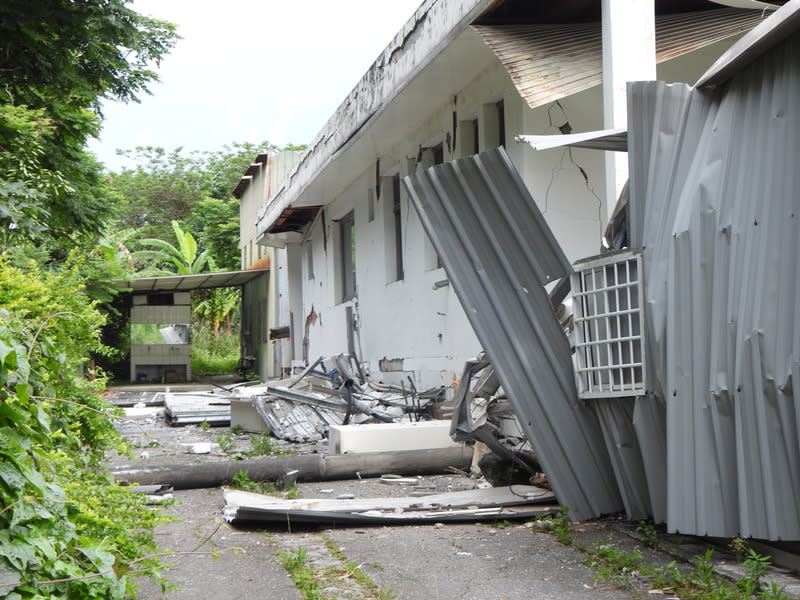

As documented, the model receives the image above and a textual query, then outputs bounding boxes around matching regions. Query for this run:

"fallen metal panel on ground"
[223,485,557,525]
[626,24,800,539]
[474,8,765,111]
[164,392,231,426]
[403,147,622,521]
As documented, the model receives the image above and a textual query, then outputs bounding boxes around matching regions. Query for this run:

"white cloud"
[90,0,421,170]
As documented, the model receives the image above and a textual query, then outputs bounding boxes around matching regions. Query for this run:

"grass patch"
[323,538,397,600]
[279,548,323,600]
[191,322,239,376]
[246,432,293,458]
[230,470,301,499]
[534,506,573,545]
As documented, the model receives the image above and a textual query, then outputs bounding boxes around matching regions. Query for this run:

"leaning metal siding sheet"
[627,31,800,539]
[473,8,765,110]
[403,148,623,521]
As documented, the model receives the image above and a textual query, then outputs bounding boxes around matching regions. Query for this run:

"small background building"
[235,150,304,380]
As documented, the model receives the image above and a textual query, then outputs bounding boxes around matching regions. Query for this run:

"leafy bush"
[0,259,165,599]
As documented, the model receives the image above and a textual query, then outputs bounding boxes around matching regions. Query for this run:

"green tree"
[110,141,281,243]
[0,0,178,254]
[187,197,241,271]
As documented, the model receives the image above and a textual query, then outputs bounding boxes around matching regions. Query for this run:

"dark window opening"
[146,293,174,306]
[392,174,404,281]
[433,143,444,165]
[340,211,356,302]
[497,100,505,148]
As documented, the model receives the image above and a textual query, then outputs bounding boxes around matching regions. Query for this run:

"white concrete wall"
[295,58,610,389]
[274,32,743,390]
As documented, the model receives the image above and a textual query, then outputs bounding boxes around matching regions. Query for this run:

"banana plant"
[135,220,216,275]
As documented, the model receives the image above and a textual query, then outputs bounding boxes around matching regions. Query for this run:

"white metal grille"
[571,251,645,399]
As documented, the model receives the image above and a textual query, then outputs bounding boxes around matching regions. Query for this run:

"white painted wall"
[267,31,748,390]
[294,56,611,388]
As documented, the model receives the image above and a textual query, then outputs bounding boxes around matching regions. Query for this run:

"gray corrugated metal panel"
[403,147,623,521]
[696,0,800,87]
[473,9,763,110]
[267,151,304,199]
[632,397,667,524]
[118,269,268,293]
[627,32,800,539]
[593,398,652,519]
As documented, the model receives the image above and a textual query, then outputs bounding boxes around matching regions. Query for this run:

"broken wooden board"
[223,485,558,525]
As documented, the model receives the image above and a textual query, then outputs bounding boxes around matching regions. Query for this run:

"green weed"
[636,519,659,549]
[217,433,233,453]
[536,505,573,545]
[488,520,513,529]
[230,470,301,499]
[279,548,323,600]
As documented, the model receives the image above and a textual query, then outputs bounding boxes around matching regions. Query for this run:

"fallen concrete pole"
[112,446,472,489]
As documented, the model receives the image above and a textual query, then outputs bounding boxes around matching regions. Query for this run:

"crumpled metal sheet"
[627,27,800,539]
[404,147,622,521]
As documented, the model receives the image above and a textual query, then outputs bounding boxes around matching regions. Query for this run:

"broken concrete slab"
[329,420,462,454]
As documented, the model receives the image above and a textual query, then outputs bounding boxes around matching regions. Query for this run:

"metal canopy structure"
[118,269,268,293]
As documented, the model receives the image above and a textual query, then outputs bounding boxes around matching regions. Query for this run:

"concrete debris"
[223,485,557,526]
[232,353,447,443]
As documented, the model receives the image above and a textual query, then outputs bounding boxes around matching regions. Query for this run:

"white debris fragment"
[182,442,219,454]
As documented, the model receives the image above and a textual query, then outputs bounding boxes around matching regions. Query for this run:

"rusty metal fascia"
[403,147,623,521]
[474,8,766,111]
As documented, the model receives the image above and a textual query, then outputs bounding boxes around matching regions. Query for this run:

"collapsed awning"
[474,8,766,111]
[117,269,268,293]
[516,128,628,152]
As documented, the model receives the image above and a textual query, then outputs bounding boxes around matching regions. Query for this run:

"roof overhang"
[516,127,628,152]
[117,269,268,293]
[232,153,269,199]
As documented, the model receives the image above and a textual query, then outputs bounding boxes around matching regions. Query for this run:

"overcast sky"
[89,0,421,171]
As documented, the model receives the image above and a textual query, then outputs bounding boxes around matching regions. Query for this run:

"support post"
[602,0,656,223]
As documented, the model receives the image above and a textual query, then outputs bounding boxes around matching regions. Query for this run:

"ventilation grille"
[572,251,646,399]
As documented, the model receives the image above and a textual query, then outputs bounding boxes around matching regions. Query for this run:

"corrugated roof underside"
[474,8,765,110]
[403,148,623,521]
[628,31,800,540]
[121,269,268,293]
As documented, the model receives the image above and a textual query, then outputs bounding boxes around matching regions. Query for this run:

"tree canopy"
[0,0,178,253]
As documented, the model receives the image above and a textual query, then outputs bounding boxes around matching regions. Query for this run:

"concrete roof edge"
[255,0,494,238]
[696,0,800,87]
